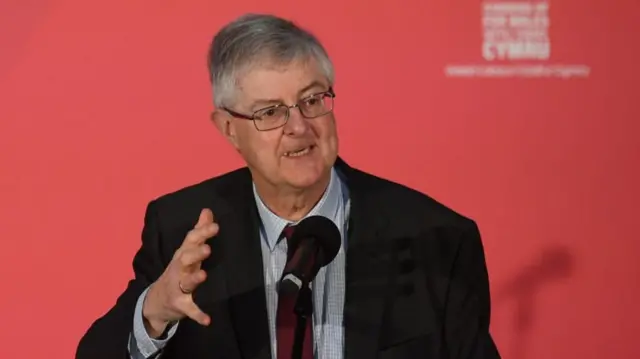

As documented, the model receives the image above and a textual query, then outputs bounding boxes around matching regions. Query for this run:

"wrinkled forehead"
[234,57,330,110]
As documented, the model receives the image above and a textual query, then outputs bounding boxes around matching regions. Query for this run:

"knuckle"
[178,250,193,266]
[179,254,190,266]
[184,228,198,242]
[188,273,201,286]
[198,270,207,281]
[190,273,201,285]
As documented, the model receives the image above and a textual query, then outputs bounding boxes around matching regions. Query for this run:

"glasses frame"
[222,87,336,131]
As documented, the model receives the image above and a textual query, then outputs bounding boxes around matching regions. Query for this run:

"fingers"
[149,208,217,328]
[184,210,218,246]
[178,269,207,294]
[178,244,211,268]
[180,210,214,326]
[182,300,211,326]
[195,208,214,229]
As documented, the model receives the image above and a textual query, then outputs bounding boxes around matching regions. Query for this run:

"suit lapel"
[214,169,272,359]
[195,159,391,359]
[337,158,392,359]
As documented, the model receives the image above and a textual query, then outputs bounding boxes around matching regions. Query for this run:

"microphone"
[277,216,340,359]
[278,215,341,295]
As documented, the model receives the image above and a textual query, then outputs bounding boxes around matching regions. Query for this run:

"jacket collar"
[197,156,390,359]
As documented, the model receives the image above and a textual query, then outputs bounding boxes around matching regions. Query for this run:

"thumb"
[195,208,214,229]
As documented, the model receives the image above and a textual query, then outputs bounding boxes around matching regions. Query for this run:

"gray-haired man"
[76,13,500,359]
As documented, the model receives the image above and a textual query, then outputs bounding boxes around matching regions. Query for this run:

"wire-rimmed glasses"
[222,88,335,131]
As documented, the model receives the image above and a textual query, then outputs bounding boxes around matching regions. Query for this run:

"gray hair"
[207,13,335,108]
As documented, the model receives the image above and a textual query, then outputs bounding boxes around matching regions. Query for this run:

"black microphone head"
[278,216,341,295]
[288,215,341,267]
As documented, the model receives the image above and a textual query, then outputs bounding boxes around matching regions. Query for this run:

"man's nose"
[283,107,309,135]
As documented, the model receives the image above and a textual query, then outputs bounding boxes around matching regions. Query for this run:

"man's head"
[208,14,338,194]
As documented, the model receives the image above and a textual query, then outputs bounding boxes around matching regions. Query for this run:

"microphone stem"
[291,285,313,359]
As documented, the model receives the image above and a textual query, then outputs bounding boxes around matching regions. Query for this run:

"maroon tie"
[277,225,314,359]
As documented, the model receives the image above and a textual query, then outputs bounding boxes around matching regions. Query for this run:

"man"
[76,13,500,359]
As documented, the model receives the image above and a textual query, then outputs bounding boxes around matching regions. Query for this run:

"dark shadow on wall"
[494,245,574,359]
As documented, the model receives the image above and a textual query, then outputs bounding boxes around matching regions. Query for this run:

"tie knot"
[281,225,295,241]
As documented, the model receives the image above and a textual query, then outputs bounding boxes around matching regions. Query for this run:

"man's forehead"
[235,59,328,106]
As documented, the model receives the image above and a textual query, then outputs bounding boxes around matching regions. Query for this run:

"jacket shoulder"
[352,168,477,229]
[147,167,251,227]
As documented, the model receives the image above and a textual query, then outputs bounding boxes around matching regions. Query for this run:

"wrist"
[141,287,169,338]
[143,315,170,339]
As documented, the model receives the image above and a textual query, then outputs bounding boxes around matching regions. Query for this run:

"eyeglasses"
[222,88,335,131]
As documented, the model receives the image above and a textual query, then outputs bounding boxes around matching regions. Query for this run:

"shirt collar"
[252,168,343,251]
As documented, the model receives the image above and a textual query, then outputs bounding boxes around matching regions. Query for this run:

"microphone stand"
[291,284,313,359]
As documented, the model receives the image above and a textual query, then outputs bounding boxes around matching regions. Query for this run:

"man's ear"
[211,110,240,150]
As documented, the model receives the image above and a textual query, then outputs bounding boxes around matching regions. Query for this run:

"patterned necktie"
[276,225,314,359]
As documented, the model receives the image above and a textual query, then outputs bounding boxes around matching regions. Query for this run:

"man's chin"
[283,166,330,190]
[285,174,323,190]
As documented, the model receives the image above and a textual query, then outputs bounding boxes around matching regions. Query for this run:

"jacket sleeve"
[76,200,170,359]
[444,220,501,359]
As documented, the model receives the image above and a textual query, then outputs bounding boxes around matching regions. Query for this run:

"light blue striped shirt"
[128,168,350,359]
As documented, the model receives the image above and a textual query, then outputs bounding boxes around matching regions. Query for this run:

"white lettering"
[482,41,550,61]
[509,15,549,27]
[482,42,499,61]
[483,15,508,27]
[483,3,533,13]
[514,30,549,42]
[506,41,550,60]
[481,1,552,62]
[534,2,549,11]
[483,28,514,42]
[483,42,510,61]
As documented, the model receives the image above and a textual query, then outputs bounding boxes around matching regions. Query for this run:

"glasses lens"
[299,93,334,118]
[254,106,289,130]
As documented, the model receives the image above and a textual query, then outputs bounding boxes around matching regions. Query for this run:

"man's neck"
[253,171,331,222]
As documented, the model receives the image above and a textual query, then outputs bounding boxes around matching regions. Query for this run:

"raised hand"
[142,208,217,338]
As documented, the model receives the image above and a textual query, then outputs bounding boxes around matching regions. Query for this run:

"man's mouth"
[284,145,314,157]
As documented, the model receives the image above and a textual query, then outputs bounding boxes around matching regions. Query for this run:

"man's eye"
[304,97,321,107]
[257,107,281,118]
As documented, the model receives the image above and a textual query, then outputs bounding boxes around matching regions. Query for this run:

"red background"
[1,1,638,358]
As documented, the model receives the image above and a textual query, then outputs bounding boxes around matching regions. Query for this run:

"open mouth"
[284,145,315,158]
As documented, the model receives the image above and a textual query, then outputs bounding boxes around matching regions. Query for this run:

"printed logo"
[444,1,590,78]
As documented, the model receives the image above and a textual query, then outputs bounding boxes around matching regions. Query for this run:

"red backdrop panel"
[0,0,638,358]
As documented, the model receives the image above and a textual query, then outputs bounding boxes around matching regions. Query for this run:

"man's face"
[214,57,338,192]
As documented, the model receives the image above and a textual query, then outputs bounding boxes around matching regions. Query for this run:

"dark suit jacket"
[76,157,500,359]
